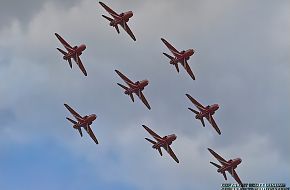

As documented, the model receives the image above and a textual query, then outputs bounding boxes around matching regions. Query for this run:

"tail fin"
[117,83,134,102]
[66,117,82,137]
[210,162,227,180]
[145,138,162,156]
[57,48,72,68]
[188,108,205,126]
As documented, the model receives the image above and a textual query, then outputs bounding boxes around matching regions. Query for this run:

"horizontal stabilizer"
[78,128,83,137]
[115,25,120,34]
[222,171,227,180]
[188,108,199,115]
[163,52,174,60]
[68,58,72,68]
[129,93,134,102]
[210,161,221,168]
[158,147,162,156]
[175,63,179,73]
[66,117,77,124]
[57,48,67,55]
[117,83,128,90]
[102,15,113,22]
[200,118,205,127]
[145,138,156,144]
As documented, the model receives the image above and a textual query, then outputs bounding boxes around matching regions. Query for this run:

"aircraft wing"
[185,94,205,111]
[73,55,87,76]
[120,21,136,41]
[161,38,181,57]
[55,33,73,52]
[86,125,99,144]
[206,114,221,135]
[208,148,229,166]
[137,91,151,110]
[115,70,135,87]
[164,144,179,163]
[64,104,83,121]
[229,168,243,187]
[99,2,120,19]
[181,60,195,80]
[142,125,163,142]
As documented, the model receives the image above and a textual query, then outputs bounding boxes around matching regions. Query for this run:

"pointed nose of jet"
[170,134,177,141]
[214,104,219,111]
[79,44,86,51]
[142,80,149,87]
[128,11,133,18]
[237,158,242,164]
[189,49,195,56]
[91,114,97,121]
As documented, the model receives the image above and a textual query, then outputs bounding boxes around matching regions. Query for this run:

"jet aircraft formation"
[54,1,245,188]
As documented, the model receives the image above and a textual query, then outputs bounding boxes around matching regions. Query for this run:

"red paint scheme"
[64,104,99,144]
[99,2,136,41]
[142,125,179,163]
[115,70,151,110]
[55,33,88,76]
[161,38,195,80]
[208,148,243,187]
[186,94,221,135]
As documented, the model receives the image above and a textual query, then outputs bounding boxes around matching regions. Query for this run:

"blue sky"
[0,0,289,189]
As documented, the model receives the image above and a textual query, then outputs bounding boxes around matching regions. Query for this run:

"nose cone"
[213,104,219,111]
[171,134,177,141]
[128,11,133,17]
[80,44,86,51]
[238,158,242,164]
[141,80,149,87]
[91,114,97,120]
[189,49,194,56]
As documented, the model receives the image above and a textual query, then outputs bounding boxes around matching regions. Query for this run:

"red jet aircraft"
[208,148,243,187]
[64,104,98,144]
[142,125,179,163]
[115,69,151,110]
[161,38,195,80]
[55,33,87,76]
[99,1,136,41]
[186,94,221,135]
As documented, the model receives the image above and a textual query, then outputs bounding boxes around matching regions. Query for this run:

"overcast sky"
[0,0,289,189]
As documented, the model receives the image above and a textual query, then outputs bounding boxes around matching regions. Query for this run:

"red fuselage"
[124,80,149,95]
[196,104,219,119]
[63,44,86,60]
[73,114,96,129]
[110,11,133,26]
[170,49,194,64]
[217,158,242,173]
[152,134,177,149]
